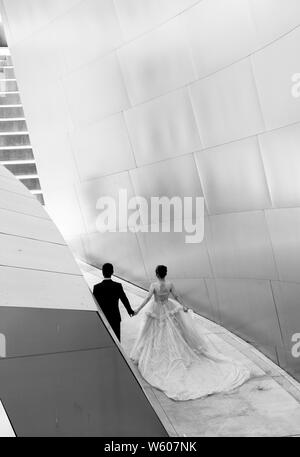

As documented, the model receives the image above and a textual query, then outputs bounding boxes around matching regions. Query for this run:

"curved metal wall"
[1,0,300,380]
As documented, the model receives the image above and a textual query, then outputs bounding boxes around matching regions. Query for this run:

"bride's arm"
[170,283,189,312]
[135,284,155,314]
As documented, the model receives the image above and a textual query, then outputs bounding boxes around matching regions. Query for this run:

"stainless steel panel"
[277,343,300,382]
[166,278,215,321]
[130,154,203,225]
[207,211,278,280]
[71,113,135,182]
[10,25,65,85]
[183,0,257,78]
[125,87,201,167]
[63,53,130,127]
[195,136,271,214]
[2,0,81,44]
[43,185,86,243]
[115,0,198,41]
[67,236,87,261]
[118,16,196,105]
[266,208,300,283]
[271,281,300,359]
[190,58,264,148]
[252,27,300,130]
[215,278,283,362]
[30,131,77,192]
[77,171,136,233]
[205,278,222,324]
[259,123,300,208]
[57,0,122,73]
[17,79,70,137]
[83,230,148,285]
[249,0,300,47]
[137,223,212,280]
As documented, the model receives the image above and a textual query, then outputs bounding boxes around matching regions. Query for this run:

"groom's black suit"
[93,279,134,341]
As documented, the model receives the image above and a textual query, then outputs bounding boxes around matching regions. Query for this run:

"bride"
[130,265,251,401]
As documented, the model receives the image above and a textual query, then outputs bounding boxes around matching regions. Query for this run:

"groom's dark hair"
[102,263,114,278]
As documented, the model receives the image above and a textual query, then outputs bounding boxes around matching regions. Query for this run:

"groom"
[93,263,135,342]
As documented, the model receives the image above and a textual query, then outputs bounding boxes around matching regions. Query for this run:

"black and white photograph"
[0,0,298,443]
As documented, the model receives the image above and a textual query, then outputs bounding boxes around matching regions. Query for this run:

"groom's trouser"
[102,313,121,342]
[110,321,121,342]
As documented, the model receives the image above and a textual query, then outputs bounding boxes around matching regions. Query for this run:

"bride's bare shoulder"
[164,281,173,290]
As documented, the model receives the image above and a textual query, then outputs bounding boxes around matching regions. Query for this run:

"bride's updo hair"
[156,265,167,279]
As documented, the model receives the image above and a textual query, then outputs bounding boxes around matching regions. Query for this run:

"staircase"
[0,52,44,205]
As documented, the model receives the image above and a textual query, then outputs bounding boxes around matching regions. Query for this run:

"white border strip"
[0,401,15,437]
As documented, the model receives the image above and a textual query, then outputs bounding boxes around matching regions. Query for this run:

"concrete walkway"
[80,261,300,437]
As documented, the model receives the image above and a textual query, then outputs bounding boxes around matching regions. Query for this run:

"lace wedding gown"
[130,282,251,401]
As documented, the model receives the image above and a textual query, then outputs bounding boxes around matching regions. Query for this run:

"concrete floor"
[80,261,300,437]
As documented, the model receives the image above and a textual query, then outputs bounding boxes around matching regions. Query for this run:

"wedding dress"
[130,281,251,401]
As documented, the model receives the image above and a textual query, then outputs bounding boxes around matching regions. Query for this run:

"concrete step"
[0,56,13,66]
[0,148,34,161]
[0,106,24,118]
[34,193,45,206]
[20,177,41,191]
[0,120,27,132]
[0,93,21,105]
[0,134,30,147]
[0,68,15,79]
[0,80,18,92]
[5,163,37,176]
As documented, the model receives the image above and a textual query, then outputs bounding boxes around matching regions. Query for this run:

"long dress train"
[130,285,251,401]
